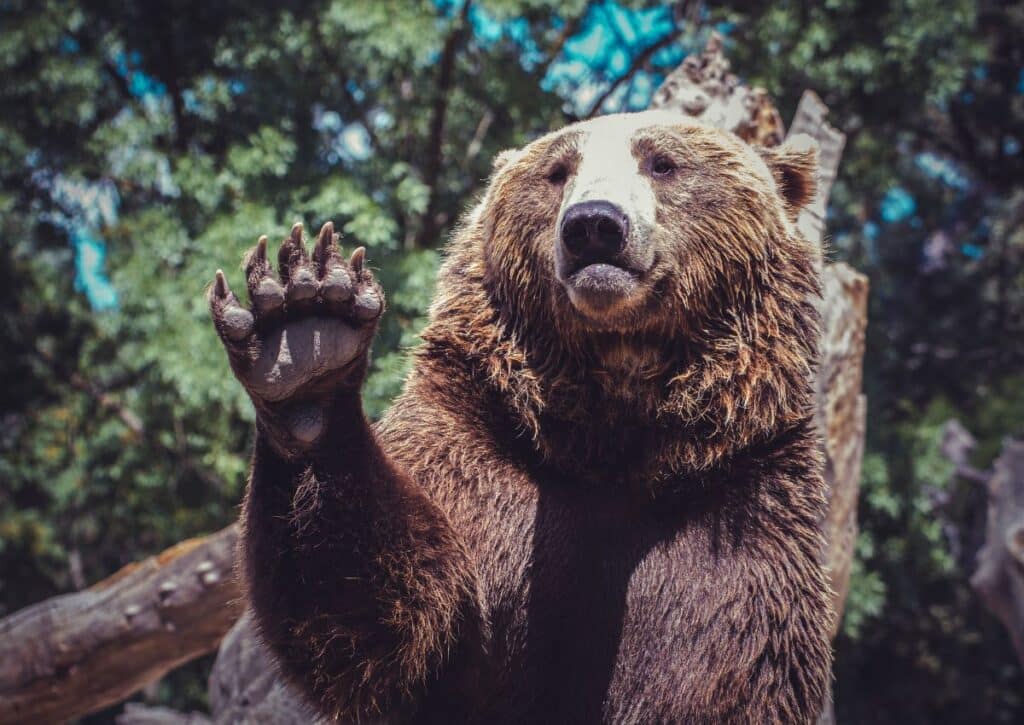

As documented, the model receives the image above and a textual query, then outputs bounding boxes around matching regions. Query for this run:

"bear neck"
[422,233,821,496]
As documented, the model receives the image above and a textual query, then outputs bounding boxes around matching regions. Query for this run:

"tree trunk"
[817,263,869,636]
[973,440,1024,664]
[941,421,1024,667]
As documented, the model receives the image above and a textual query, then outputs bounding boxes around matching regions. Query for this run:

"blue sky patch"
[114,50,167,99]
[543,1,690,115]
[72,229,119,310]
[880,186,917,223]
[915,152,969,191]
[961,243,983,260]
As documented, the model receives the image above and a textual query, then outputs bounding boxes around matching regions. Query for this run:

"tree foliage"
[1,1,1022,721]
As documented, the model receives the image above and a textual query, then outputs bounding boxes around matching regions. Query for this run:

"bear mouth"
[563,262,642,312]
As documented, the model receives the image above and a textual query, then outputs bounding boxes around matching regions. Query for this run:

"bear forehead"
[574,109,710,136]
[513,110,772,182]
[559,111,735,151]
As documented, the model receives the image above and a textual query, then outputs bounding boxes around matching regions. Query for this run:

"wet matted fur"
[210,111,833,723]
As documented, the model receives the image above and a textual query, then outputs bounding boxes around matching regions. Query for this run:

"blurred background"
[1,1,1022,722]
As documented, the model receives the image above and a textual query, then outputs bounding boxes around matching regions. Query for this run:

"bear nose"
[560,201,629,262]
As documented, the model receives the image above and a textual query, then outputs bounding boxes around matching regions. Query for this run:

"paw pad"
[209,221,384,409]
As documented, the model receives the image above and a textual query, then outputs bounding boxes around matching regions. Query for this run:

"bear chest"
[472,482,758,722]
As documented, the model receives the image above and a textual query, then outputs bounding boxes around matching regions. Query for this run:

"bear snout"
[554,199,655,317]
[559,200,629,265]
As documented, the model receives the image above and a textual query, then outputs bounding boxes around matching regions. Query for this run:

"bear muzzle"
[556,200,652,315]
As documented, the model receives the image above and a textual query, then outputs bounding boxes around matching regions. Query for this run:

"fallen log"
[0,526,241,725]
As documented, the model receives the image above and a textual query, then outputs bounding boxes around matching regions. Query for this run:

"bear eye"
[546,164,569,185]
[650,156,677,178]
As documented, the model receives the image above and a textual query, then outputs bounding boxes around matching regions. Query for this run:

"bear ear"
[758,134,818,220]
[492,147,523,174]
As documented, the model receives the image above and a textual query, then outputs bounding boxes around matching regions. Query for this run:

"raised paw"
[209,221,384,411]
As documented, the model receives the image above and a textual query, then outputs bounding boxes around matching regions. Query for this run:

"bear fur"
[209,110,833,724]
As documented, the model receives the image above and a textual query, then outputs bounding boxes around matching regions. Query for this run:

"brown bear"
[208,110,832,724]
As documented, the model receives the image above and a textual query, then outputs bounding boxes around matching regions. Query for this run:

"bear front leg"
[210,222,486,722]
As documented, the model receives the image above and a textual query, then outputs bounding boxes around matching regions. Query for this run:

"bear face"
[482,111,817,336]
[427,111,821,484]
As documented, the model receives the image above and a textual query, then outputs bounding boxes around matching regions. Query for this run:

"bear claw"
[313,221,336,266]
[349,246,365,276]
[212,270,255,342]
[214,269,229,298]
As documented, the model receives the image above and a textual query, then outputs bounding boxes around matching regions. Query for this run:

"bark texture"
[116,612,316,725]
[817,263,869,636]
[964,434,1024,665]
[940,421,1024,667]
[0,526,241,725]
[651,32,786,147]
